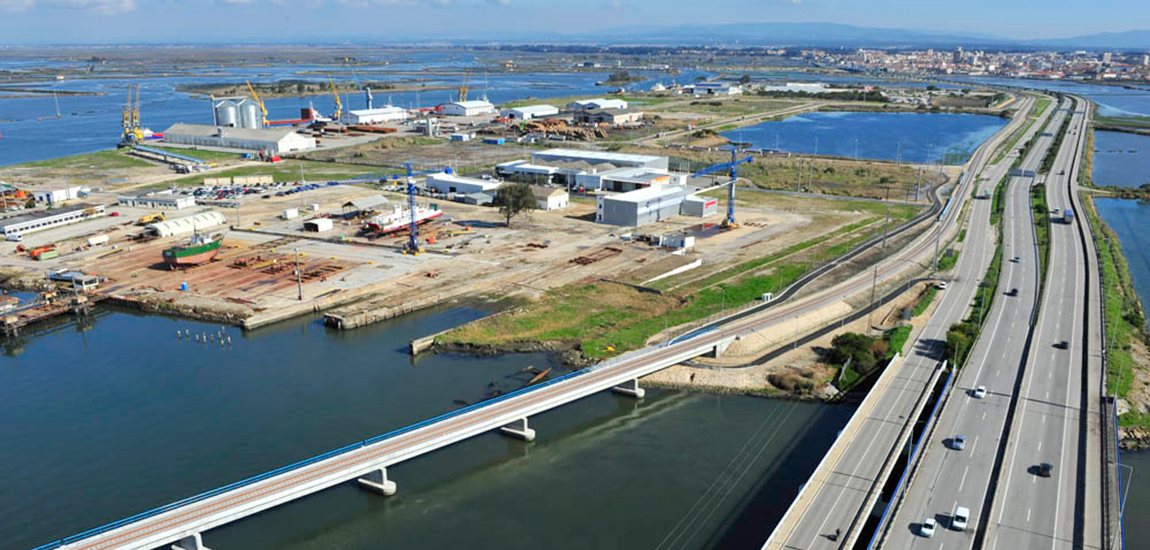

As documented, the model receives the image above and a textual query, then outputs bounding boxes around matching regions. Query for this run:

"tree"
[494,182,536,227]
[739,74,752,85]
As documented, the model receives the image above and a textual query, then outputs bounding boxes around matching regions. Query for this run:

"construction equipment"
[390,163,451,254]
[345,57,373,110]
[458,73,470,103]
[328,76,343,122]
[119,84,144,145]
[137,213,166,225]
[692,148,754,229]
[244,80,269,127]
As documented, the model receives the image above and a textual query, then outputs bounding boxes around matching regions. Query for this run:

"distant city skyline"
[0,0,1146,45]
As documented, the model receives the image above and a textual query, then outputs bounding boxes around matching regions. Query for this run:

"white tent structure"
[146,211,227,237]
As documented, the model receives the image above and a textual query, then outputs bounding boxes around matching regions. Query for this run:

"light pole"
[294,247,303,301]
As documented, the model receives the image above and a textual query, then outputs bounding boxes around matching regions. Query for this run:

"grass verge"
[910,286,939,317]
[1031,183,1051,285]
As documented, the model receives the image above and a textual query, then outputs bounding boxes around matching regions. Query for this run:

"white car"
[953,506,970,531]
[952,434,967,450]
[936,281,948,290]
[974,386,987,399]
[920,517,937,538]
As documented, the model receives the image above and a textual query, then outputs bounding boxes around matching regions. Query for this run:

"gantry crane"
[244,80,270,127]
[345,57,373,110]
[458,73,469,103]
[692,148,754,229]
[119,84,144,146]
[328,76,343,122]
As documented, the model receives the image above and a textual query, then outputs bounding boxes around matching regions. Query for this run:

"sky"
[0,0,1144,45]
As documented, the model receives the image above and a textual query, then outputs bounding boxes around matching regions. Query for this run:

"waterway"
[719,111,1008,164]
[1092,131,1150,189]
[1,306,850,550]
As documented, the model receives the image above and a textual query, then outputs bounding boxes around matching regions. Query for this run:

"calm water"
[719,111,1008,164]
[1,306,849,550]
[1092,131,1150,188]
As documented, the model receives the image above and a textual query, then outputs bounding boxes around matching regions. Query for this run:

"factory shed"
[567,98,629,111]
[0,203,105,239]
[161,123,315,154]
[118,192,195,210]
[681,195,719,217]
[303,218,333,232]
[146,211,227,238]
[426,173,502,195]
[531,149,667,171]
[33,185,83,205]
[574,108,645,126]
[342,195,389,216]
[531,187,569,210]
[347,106,408,125]
[440,100,496,117]
[459,192,494,206]
[596,185,692,227]
[501,105,559,120]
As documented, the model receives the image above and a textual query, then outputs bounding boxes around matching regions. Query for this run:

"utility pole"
[933,224,942,272]
[295,247,303,301]
[883,186,891,249]
[299,163,305,210]
[916,167,923,202]
[867,265,879,336]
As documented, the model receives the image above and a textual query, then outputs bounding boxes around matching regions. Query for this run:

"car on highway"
[953,506,970,531]
[1038,462,1055,477]
[1011,256,1021,263]
[936,281,948,290]
[1056,340,1070,350]
[920,517,937,538]
[952,434,967,450]
[974,386,988,399]
[1007,288,1019,297]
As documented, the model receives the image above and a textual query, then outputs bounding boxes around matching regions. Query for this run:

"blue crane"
[345,57,373,110]
[692,147,753,229]
[389,163,452,254]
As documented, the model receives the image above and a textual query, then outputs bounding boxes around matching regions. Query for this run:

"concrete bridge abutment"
[612,378,646,399]
[499,417,536,442]
[171,533,210,550]
[357,467,397,496]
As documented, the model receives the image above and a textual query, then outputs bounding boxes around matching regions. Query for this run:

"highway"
[879,95,1065,549]
[988,98,1106,549]
[761,95,1036,550]
[38,98,1035,550]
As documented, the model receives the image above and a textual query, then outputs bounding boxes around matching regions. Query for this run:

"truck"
[1063,209,1075,224]
[137,213,166,225]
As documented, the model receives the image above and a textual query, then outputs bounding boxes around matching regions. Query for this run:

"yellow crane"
[328,76,343,122]
[458,73,469,102]
[119,84,144,145]
[244,80,269,127]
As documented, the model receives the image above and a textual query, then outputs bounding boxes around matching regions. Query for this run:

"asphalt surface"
[881,95,1065,550]
[773,95,1036,550]
[988,99,1106,550]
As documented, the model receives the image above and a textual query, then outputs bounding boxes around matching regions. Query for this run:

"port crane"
[692,147,754,229]
[345,58,373,110]
[390,163,451,255]
[119,84,144,145]
[244,80,316,126]
[458,73,469,102]
[328,76,343,122]
[244,80,270,127]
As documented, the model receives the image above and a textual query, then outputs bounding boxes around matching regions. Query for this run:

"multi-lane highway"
[880,94,1065,549]
[988,98,1106,550]
[762,95,1037,550]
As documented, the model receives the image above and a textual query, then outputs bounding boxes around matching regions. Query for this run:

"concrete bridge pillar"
[612,378,646,399]
[171,533,210,550]
[357,467,397,496]
[707,336,736,358]
[499,417,536,442]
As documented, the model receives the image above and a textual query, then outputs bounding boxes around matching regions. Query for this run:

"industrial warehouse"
[0,204,106,239]
[160,123,317,154]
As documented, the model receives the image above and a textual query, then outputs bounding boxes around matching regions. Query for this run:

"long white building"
[347,106,408,125]
[162,124,315,154]
[440,100,496,117]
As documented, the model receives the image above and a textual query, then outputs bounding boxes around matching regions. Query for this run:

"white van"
[953,506,970,531]
[5,233,21,243]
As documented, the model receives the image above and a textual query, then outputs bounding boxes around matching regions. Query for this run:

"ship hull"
[366,210,443,234]
[164,248,220,269]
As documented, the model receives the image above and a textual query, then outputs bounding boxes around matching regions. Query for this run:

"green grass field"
[16,149,153,171]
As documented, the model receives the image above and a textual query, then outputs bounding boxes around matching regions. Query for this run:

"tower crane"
[692,147,754,230]
[244,80,269,127]
[328,76,343,122]
[458,73,469,103]
[344,57,373,110]
[119,84,144,145]
[390,163,453,255]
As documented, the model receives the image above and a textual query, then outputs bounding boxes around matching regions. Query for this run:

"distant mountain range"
[565,23,1150,51]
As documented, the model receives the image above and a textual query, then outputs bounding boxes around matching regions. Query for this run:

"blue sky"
[0,0,1142,44]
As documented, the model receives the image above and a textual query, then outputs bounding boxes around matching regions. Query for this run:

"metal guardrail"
[132,145,206,166]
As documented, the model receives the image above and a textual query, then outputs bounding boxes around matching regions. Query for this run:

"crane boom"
[328,76,343,122]
[345,57,373,110]
[244,80,269,127]
[692,148,753,229]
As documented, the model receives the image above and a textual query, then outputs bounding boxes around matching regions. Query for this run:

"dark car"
[1055,340,1069,350]
[1007,288,1019,296]
[1038,462,1055,477]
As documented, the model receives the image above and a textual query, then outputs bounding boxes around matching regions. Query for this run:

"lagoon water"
[1092,131,1150,188]
[1,306,849,550]
[720,111,1008,164]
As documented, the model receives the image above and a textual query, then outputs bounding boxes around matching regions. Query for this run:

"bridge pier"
[357,467,397,496]
[707,336,736,358]
[612,378,646,399]
[171,533,210,550]
[499,417,536,442]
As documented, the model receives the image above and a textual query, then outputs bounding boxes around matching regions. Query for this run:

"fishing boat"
[162,232,222,269]
[363,203,442,235]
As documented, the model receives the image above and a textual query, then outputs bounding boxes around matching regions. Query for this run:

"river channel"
[1,306,850,550]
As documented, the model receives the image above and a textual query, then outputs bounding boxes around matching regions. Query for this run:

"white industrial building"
[567,98,629,111]
[596,185,693,226]
[497,149,671,189]
[440,100,496,117]
[531,187,569,211]
[760,82,831,94]
[501,105,559,120]
[347,106,409,125]
[118,191,196,210]
[146,211,227,238]
[303,218,334,232]
[426,173,502,195]
[161,123,315,154]
[577,167,687,193]
[33,185,83,205]
[0,203,105,239]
